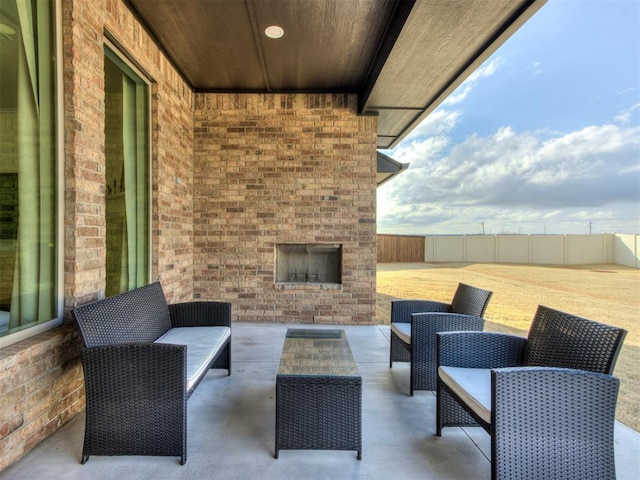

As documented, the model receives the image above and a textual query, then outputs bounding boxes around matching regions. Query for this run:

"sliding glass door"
[104,48,150,297]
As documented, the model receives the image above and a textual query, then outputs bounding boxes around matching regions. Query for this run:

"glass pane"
[104,49,149,297]
[0,0,57,336]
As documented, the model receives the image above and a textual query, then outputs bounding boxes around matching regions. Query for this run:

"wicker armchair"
[436,305,627,480]
[389,283,492,394]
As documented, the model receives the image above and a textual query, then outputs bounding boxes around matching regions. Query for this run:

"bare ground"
[376,262,640,432]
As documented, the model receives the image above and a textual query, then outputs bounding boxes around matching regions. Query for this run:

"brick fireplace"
[193,93,377,324]
[275,243,342,284]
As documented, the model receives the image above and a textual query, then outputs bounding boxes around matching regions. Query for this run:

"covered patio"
[3,0,637,476]
[2,322,639,479]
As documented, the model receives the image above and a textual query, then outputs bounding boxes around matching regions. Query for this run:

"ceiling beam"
[357,0,416,114]
[245,0,273,92]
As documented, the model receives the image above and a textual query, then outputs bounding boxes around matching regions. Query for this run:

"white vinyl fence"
[422,233,639,268]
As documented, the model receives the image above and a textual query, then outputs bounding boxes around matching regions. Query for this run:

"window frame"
[103,36,153,296]
[0,0,64,349]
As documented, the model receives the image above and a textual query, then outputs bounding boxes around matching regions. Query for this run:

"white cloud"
[443,58,503,106]
[395,109,460,145]
[614,102,640,124]
[378,107,640,235]
[530,61,544,75]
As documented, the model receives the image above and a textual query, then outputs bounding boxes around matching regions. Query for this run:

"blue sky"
[377,0,640,235]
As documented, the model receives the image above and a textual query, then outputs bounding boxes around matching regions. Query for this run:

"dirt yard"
[376,262,639,432]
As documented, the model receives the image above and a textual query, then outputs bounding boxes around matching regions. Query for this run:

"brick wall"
[0,0,195,472]
[0,325,82,470]
[193,93,378,324]
[2,0,380,472]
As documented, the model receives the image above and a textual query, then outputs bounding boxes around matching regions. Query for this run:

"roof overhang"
[125,0,547,149]
[377,151,409,187]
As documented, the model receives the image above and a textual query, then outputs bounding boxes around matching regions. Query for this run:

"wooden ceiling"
[126,0,546,148]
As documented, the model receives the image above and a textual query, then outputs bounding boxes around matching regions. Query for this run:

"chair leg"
[409,358,415,396]
[436,381,443,436]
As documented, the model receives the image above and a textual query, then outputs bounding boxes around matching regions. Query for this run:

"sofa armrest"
[491,367,619,479]
[80,343,188,462]
[82,343,187,399]
[437,331,526,369]
[169,301,232,328]
[391,299,450,324]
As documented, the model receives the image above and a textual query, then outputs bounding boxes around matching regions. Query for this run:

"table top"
[277,328,360,377]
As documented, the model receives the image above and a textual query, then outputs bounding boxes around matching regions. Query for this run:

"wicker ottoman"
[275,328,362,460]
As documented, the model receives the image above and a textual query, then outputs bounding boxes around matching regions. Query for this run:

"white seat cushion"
[155,326,230,391]
[391,322,411,344]
[438,366,492,424]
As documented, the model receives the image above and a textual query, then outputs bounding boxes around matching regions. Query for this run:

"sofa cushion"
[156,326,231,391]
[438,366,492,424]
[391,322,411,345]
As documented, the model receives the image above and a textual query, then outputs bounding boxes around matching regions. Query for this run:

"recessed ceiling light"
[264,25,284,39]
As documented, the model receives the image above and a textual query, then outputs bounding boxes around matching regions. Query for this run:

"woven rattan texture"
[72,283,233,465]
[73,282,172,347]
[437,386,479,428]
[275,329,362,459]
[390,329,411,363]
[275,376,362,457]
[168,301,232,327]
[436,305,627,479]
[389,283,492,394]
[524,305,626,375]
[81,343,187,462]
[409,313,484,391]
[391,299,450,324]
[493,367,620,480]
[438,331,527,369]
[436,331,527,432]
[449,283,493,317]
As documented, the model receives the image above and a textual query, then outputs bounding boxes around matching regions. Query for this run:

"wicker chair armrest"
[168,301,232,328]
[491,367,620,479]
[81,343,187,400]
[437,331,526,368]
[391,300,450,323]
[411,312,485,337]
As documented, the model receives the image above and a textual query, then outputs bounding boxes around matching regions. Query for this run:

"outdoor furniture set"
[390,283,627,480]
[71,280,627,479]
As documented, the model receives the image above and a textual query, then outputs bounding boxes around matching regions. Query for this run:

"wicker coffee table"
[275,328,362,459]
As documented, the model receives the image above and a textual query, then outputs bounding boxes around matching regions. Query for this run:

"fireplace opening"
[276,244,342,284]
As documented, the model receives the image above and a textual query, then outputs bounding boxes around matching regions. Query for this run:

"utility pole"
[480,222,485,235]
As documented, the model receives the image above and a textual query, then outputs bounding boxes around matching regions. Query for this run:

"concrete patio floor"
[2,322,639,480]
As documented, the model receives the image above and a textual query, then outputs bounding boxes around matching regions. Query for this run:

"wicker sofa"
[436,305,626,479]
[71,282,232,465]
